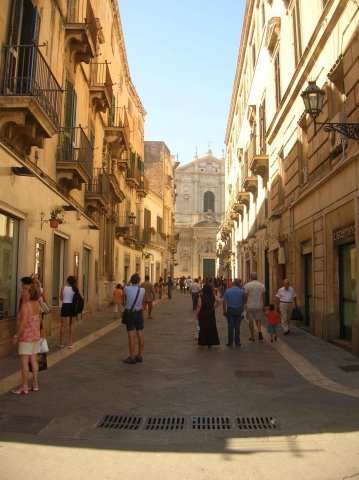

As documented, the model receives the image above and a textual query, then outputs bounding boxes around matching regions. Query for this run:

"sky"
[119,0,245,165]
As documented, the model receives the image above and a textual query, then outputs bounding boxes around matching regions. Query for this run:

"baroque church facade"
[174,150,225,279]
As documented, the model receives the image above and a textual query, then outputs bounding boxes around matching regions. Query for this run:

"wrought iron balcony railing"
[0,44,62,129]
[90,61,113,105]
[57,126,94,177]
[67,0,97,50]
[85,167,111,203]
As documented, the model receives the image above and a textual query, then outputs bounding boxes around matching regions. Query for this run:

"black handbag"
[122,287,140,325]
[291,307,303,321]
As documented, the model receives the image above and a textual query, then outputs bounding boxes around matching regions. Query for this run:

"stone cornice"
[225,0,254,145]
[110,0,146,116]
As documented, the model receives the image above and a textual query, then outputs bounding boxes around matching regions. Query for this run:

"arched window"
[204,191,215,212]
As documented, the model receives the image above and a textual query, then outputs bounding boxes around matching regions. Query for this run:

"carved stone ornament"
[265,17,281,56]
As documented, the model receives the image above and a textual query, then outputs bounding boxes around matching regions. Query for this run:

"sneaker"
[29,384,39,392]
[123,357,136,364]
[12,386,28,395]
[258,331,263,341]
[135,355,143,363]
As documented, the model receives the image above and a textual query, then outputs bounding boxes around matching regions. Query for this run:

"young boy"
[113,284,124,319]
[265,304,281,342]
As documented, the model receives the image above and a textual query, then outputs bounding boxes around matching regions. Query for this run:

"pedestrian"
[222,278,246,346]
[113,283,124,319]
[58,275,77,349]
[140,275,156,319]
[244,272,266,341]
[275,278,298,335]
[12,277,41,394]
[179,276,185,294]
[158,276,164,299]
[196,283,222,348]
[185,276,193,294]
[123,273,145,364]
[265,304,280,342]
[190,278,201,311]
[167,275,174,299]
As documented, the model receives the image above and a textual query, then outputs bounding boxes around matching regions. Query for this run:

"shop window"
[35,240,45,286]
[0,212,19,319]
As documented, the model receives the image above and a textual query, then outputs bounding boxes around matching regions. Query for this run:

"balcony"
[125,154,141,188]
[89,62,113,113]
[57,126,94,192]
[0,44,62,153]
[167,234,177,253]
[66,0,98,67]
[241,158,258,195]
[85,168,110,215]
[232,203,244,217]
[137,177,149,198]
[237,192,250,208]
[104,106,130,166]
[108,173,125,202]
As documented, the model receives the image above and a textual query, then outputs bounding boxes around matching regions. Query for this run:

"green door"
[203,259,215,278]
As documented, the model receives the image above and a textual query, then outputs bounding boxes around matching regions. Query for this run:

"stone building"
[222,0,359,354]
[174,150,225,279]
[0,0,172,358]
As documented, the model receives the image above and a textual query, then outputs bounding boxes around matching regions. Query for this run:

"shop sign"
[333,224,355,246]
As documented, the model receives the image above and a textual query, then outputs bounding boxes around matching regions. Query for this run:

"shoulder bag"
[122,287,140,325]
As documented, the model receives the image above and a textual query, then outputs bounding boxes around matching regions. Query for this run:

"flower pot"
[49,218,59,228]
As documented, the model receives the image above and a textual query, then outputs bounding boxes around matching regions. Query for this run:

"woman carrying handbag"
[122,273,145,364]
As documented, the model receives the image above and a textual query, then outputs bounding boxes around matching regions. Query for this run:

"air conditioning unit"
[327,111,348,159]
[300,166,309,185]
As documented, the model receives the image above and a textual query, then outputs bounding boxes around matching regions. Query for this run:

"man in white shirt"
[185,276,193,294]
[190,278,201,311]
[123,273,145,364]
[275,279,298,335]
[244,272,266,341]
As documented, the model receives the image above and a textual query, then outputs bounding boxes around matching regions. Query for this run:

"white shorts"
[246,308,265,322]
[18,341,40,355]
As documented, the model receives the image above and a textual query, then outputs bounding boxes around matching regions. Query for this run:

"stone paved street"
[1,290,359,480]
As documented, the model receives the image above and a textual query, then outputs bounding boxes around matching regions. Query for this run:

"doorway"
[203,259,215,278]
[339,243,356,341]
[304,253,312,327]
[52,235,65,307]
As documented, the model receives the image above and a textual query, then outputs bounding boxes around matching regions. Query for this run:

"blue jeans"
[227,307,242,345]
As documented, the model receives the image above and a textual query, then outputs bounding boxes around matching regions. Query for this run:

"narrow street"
[1,291,359,480]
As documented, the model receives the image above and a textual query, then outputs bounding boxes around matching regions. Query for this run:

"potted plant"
[49,207,65,228]
[278,232,288,247]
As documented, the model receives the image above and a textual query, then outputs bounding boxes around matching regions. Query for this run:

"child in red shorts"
[265,304,281,342]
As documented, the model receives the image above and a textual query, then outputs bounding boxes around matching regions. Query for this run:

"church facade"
[174,150,225,279]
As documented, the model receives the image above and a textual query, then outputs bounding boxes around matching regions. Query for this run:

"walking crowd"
[11,267,299,392]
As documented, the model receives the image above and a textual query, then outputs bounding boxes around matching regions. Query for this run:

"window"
[35,240,45,286]
[259,99,266,154]
[204,191,215,212]
[157,216,163,233]
[292,0,302,67]
[0,212,19,319]
[144,208,151,230]
[274,50,281,108]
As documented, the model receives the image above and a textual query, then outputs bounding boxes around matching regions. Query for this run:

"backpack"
[72,290,84,315]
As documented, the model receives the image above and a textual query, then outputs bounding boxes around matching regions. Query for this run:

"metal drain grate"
[144,416,185,430]
[97,415,142,430]
[236,416,277,430]
[191,416,232,430]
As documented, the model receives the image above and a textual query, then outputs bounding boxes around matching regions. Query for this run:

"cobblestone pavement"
[1,290,359,480]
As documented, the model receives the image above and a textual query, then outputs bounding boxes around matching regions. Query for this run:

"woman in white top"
[58,276,77,349]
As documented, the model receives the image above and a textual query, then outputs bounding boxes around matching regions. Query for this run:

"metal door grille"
[97,415,142,430]
[236,416,277,430]
[144,416,185,430]
[191,416,232,430]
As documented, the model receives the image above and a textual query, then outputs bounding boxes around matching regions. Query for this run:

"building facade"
[174,150,225,279]
[0,0,174,358]
[222,0,359,354]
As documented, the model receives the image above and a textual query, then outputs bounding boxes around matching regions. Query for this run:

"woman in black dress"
[196,283,223,348]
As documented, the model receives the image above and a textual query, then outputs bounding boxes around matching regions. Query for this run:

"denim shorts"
[126,310,144,332]
[267,324,277,334]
